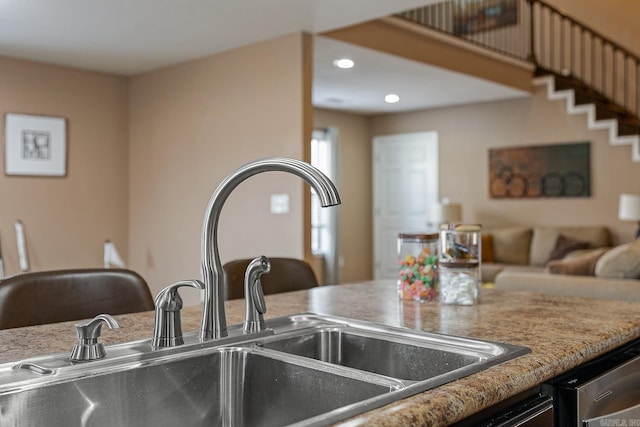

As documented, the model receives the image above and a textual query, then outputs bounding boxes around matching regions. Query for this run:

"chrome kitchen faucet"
[199,157,341,340]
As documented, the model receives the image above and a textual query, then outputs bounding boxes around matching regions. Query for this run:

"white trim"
[533,76,640,162]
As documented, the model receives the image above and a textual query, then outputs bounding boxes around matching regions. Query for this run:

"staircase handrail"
[396,0,640,119]
[529,0,639,65]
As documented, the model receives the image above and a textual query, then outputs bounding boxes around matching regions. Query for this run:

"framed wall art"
[453,0,519,35]
[4,113,67,177]
[488,142,591,199]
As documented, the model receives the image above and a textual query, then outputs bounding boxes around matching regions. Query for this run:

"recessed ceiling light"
[385,94,400,104]
[327,97,346,104]
[333,58,354,69]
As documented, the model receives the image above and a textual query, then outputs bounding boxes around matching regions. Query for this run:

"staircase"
[397,0,640,162]
[533,71,640,162]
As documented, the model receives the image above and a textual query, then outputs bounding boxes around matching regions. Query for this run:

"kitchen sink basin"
[0,313,530,427]
[257,327,487,382]
[0,346,398,427]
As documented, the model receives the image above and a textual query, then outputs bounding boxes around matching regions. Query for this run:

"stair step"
[573,93,595,106]
[536,72,640,162]
[617,122,640,136]
[616,115,640,136]
[595,108,618,122]
[556,81,608,102]
[617,115,640,127]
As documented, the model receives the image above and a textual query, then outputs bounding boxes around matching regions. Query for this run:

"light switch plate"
[270,194,289,214]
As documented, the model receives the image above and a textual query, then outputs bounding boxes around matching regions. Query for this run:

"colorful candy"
[398,247,438,301]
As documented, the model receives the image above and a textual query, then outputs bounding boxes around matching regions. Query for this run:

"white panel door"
[373,132,439,279]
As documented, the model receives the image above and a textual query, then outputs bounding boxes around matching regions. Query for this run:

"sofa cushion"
[481,263,507,283]
[495,270,640,302]
[481,263,545,283]
[546,248,608,276]
[490,227,532,265]
[546,234,590,263]
[529,226,611,266]
[565,248,610,259]
[595,240,640,279]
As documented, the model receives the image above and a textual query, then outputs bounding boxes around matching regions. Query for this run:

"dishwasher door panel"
[584,402,640,427]
[553,338,640,427]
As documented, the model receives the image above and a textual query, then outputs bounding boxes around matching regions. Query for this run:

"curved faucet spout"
[200,157,341,340]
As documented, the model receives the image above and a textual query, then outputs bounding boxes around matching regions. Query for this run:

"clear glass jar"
[397,233,439,302]
[439,224,481,305]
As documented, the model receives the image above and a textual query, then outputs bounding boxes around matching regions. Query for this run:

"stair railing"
[397,0,640,118]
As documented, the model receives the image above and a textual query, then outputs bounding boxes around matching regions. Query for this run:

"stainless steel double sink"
[0,313,529,426]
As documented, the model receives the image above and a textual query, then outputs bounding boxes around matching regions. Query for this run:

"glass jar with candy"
[397,233,439,301]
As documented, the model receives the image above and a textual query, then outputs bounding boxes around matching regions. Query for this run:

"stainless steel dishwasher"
[551,338,640,427]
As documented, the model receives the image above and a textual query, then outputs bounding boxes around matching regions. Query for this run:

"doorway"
[372,131,439,279]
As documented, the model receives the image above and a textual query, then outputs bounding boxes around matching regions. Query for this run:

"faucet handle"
[70,314,120,362]
[152,279,204,348]
[243,256,271,334]
[252,275,267,315]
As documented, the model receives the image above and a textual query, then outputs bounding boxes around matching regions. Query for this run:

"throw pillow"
[490,227,532,265]
[546,234,590,264]
[595,240,640,279]
[481,233,495,263]
[546,248,608,276]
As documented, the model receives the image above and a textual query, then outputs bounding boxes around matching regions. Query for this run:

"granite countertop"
[1,280,640,426]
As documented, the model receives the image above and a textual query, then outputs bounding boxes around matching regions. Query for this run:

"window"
[310,128,339,284]
[310,129,333,254]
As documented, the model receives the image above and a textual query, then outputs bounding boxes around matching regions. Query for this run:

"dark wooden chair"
[223,257,318,300]
[0,268,155,329]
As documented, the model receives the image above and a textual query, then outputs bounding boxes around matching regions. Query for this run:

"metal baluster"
[591,34,595,92]
[560,16,565,73]
[602,42,606,96]
[624,54,628,111]
[581,29,585,81]
[636,61,639,116]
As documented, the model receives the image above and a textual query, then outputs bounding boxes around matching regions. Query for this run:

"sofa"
[481,225,612,282]
[484,226,640,302]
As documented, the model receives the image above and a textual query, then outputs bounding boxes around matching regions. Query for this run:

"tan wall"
[370,87,640,245]
[128,33,311,306]
[545,0,640,58]
[314,108,373,283]
[0,56,129,276]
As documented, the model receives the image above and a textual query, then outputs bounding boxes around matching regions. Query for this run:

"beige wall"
[128,33,312,305]
[314,109,373,283]
[0,56,129,276]
[545,0,640,58]
[370,87,640,245]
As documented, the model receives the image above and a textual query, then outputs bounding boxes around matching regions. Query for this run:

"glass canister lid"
[398,232,439,241]
[439,224,481,232]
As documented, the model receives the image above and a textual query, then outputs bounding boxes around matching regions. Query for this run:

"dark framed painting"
[488,142,591,199]
[453,0,519,36]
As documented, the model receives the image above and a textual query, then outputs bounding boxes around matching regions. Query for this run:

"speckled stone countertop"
[2,280,640,426]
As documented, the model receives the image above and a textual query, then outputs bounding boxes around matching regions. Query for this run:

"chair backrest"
[223,257,318,300]
[0,268,155,329]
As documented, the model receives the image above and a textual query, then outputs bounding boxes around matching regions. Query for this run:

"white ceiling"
[0,0,528,114]
[313,36,527,114]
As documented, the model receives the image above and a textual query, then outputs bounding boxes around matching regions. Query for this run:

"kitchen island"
[1,280,639,426]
